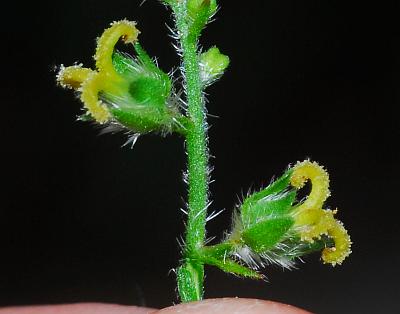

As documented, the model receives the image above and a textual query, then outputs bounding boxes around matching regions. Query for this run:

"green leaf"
[201,242,232,259]
[200,243,262,279]
[205,256,262,279]
[242,217,294,253]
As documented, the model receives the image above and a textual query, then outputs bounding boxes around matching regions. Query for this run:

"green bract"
[242,217,294,253]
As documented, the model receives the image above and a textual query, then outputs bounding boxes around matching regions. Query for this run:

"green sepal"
[241,169,295,228]
[243,169,293,206]
[112,45,172,108]
[242,191,296,228]
[177,262,204,302]
[109,108,167,133]
[133,43,165,76]
[242,217,294,253]
[112,51,132,75]
[128,76,170,109]
[108,45,190,134]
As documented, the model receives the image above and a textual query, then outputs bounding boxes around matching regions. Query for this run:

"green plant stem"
[176,12,209,302]
[183,40,208,256]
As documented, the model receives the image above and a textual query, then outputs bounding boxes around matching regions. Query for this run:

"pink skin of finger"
[0,299,311,314]
[156,298,311,314]
[0,303,155,314]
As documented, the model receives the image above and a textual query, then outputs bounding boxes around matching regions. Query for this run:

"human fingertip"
[155,298,312,314]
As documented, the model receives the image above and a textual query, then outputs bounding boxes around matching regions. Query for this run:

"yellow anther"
[95,19,140,76]
[57,65,94,89]
[80,73,111,123]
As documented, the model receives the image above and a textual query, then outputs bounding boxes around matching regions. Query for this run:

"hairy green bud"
[187,0,217,38]
[200,46,230,85]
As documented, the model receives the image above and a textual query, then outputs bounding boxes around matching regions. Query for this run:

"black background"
[1,1,398,313]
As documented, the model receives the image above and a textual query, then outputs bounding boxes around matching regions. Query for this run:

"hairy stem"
[175,8,209,303]
[183,40,208,256]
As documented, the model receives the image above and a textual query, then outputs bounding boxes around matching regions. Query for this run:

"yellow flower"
[290,160,352,265]
[57,20,186,135]
[57,20,139,123]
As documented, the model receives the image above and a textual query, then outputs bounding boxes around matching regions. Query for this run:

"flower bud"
[200,47,229,85]
[187,0,217,37]
[187,0,217,16]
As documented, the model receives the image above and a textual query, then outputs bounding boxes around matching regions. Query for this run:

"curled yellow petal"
[80,73,111,123]
[290,160,352,265]
[297,209,335,242]
[291,160,330,211]
[290,160,330,226]
[95,19,140,76]
[322,218,352,266]
[57,65,94,89]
